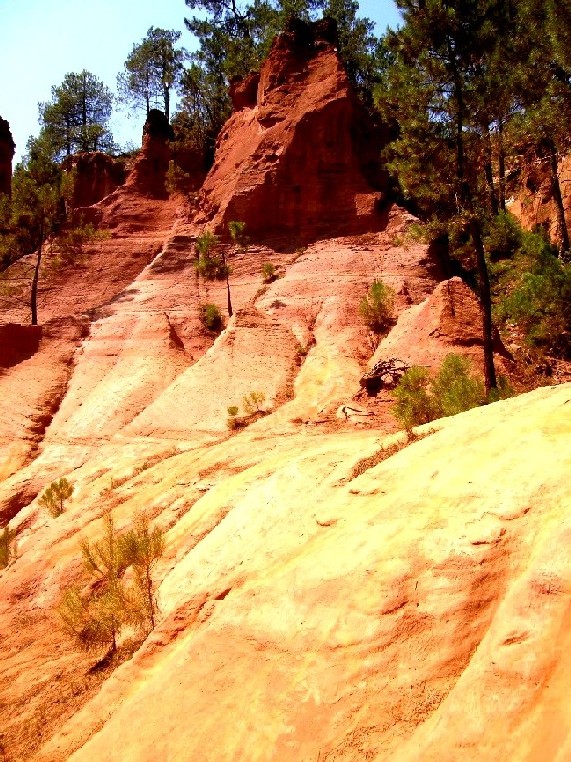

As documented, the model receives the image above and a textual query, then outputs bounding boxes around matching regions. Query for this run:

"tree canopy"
[38,70,114,160]
[117,27,186,121]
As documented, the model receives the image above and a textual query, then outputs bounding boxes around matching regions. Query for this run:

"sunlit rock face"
[196,18,389,244]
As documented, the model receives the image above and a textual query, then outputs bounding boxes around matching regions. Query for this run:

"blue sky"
[0,0,400,162]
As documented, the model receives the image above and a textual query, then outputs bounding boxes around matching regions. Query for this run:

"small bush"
[227,405,239,429]
[359,280,396,334]
[243,391,265,415]
[392,366,437,431]
[228,220,247,250]
[0,525,16,568]
[195,231,229,280]
[430,354,485,417]
[60,510,165,654]
[199,303,222,332]
[261,262,277,283]
[392,354,486,430]
[119,511,165,630]
[497,247,571,354]
[39,477,73,517]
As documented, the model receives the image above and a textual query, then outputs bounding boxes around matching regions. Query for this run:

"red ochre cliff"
[196,18,389,243]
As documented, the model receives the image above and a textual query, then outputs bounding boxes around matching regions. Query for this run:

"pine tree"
[60,510,165,656]
[38,70,114,159]
[118,28,185,121]
[378,0,524,392]
[39,477,74,517]
[119,512,165,630]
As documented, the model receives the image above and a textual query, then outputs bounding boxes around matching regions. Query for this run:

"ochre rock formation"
[0,382,568,762]
[509,153,571,247]
[0,115,15,197]
[62,152,126,208]
[125,109,173,199]
[369,275,505,375]
[196,18,389,243]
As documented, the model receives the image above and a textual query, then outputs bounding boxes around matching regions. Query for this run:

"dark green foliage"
[38,70,114,160]
[0,525,16,569]
[199,302,223,332]
[39,477,74,517]
[495,232,571,355]
[392,354,486,430]
[484,212,523,261]
[117,28,185,121]
[359,279,395,334]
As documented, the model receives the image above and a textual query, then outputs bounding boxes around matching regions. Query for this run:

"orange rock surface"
[196,19,388,243]
[1,21,570,762]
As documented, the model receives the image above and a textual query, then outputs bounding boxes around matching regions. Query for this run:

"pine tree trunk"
[470,218,497,394]
[164,85,170,122]
[484,127,499,216]
[498,117,506,212]
[452,70,497,394]
[30,229,43,326]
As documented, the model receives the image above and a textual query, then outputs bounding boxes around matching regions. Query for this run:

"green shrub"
[243,391,265,415]
[39,477,73,517]
[119,511,165,630]
[392,366,437,431]
[228,220,247,250]
[195,231,229,280]
[359,280,396,334]
[484,211,523,261]
[495,231,571,355]
[60,510,165,654]
[0,525,15,568]
[199,303,222,332]
[430,354,485,417]
[496,233,571,357]
[61,510,130,654]
[392,354,486,430]
[261,262,277,283]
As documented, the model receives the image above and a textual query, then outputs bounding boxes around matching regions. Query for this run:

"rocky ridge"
[0,20,569,762]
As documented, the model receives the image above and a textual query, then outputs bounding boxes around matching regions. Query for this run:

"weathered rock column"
[0,116,15,198]
[125,109,173,199]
